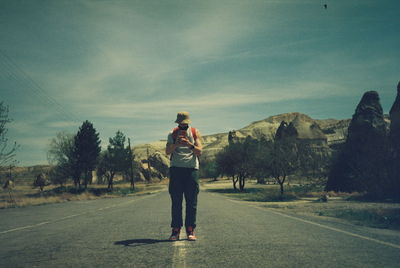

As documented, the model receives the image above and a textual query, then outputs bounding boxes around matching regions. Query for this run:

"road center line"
[0,193,159,235]
[225,197,400,250]
[172,240,187,268]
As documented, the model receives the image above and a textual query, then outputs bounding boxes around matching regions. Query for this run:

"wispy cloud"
[17,136,53,147]
[46,121,78,129]
[2,0,399,165]
[77,80,347,119]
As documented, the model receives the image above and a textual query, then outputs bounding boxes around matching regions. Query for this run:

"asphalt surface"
[1,188,400,268]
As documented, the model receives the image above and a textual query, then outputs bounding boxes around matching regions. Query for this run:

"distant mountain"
[134,112,352,161]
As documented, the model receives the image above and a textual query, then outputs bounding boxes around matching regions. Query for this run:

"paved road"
[1,188,400,267]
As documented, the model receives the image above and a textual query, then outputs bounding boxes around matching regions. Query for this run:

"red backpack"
[171,127,198,143]
[170,127,200,161]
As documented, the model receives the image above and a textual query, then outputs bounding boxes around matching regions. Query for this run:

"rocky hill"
[1,113,357,184]
[133,112,354,165]
[0,165,50,185]
[6,112,373,184]
[202,112,353,159]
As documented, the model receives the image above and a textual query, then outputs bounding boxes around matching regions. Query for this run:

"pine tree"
[73,120,101,189]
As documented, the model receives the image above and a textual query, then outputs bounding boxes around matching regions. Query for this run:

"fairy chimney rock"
[389,82,400,134]
[348,91,386,141]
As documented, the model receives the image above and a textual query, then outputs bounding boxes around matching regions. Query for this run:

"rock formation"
[290,115,326,143]
[327,91,388,194]
[389,81,400,195]
[348,91,387,141]
[228,130,238,145]
[148,152,170,179]
[275,116,331,176]
[389,82,400,151]
[133,112,352,180]
[275,121,291,140]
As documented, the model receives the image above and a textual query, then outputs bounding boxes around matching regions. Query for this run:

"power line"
[0,59,56,109]
[0,59,76,124]
[0,59,65,116]
[0,50,80,122]
[0,50,81,123]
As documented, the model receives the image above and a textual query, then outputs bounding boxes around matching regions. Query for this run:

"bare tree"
[2,164,17,205]
[0,102,18,165]
[47,132,75,187]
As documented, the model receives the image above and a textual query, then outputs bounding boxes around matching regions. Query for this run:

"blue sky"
[1,0,399,166]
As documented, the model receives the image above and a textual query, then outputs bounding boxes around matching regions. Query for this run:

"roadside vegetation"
[210,134,331,197]
[1,116,162,209]
[203,179,400,230]
[0,181,166,209]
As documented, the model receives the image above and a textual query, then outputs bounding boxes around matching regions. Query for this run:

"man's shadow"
[114,238,171,247]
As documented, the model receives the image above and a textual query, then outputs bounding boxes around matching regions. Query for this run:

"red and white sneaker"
[186,226,197,241]
[169,227,181,241]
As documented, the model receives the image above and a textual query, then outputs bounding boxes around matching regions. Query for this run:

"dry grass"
[202,179,400,230]
[0,181,167,209]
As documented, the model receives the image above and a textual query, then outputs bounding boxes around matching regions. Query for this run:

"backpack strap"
[171,127,180,143]
[191,127,197,140]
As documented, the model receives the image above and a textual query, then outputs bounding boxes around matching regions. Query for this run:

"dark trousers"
[169,167,199,228]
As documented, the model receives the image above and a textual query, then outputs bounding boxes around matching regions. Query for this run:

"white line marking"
[172,240,187,268]
[60,214,81,220]
[0,221,51,234]
[0,193,160,235]
[225,197,400,250]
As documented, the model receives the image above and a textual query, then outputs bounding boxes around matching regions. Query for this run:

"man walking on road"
[166,111,203,241]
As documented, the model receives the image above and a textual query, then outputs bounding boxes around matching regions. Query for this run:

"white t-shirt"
[167,126,199,169]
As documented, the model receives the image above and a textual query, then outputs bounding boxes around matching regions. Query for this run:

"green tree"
[33,173,50,192]
[48,164,68,187]
[0,102,18,165]
[215,137,256,191]
[98,131,131,191]
[200,159,219,181]
[296,142,332,187]
[97,151,113,189]
[253,137,298,196]
[215,146,238,189]
[73,120,101,189]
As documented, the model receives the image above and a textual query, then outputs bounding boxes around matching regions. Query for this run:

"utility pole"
[128,138,135,190]
[146,146,151,182]
[5,163,17,206]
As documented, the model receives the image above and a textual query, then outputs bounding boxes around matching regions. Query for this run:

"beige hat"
[175,111,191,124]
